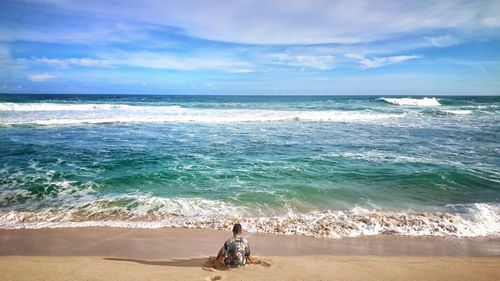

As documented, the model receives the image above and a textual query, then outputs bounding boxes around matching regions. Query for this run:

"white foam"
[0,193,498,239]
[0,104,404,125]
[447,203,500,237]
[379,97,441,106]
[441,109,473,115]
[0,195,246,232]
[240,203,500,238]
[0,102,188,112]
[0,102,143,111]
[330,151,434,164]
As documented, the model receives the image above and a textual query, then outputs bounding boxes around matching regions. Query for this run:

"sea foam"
[0,102,146,111]
[379,97,441,106]
[1,193,498,239]
[0,102,404,125]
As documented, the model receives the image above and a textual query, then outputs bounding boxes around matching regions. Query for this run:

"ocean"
[0,94,499,238]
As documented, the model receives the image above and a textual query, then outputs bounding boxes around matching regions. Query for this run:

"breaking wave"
[0,193,498,239]
[0,102,159,112]
[440,109,473,115]
[379,97,441,106]
[0,102,404,125]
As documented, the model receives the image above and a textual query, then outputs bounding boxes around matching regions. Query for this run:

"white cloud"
[31,57,111,68]
[30,0,500,44]
[227,68,254,73]
[100,51,254,72]
[20,51,253,72]
[33,57,68,68]
[345,53,420,69]
[266,53,335,70]
[67,58,112,67]
[426,35,461,47]
[28,73,56,81]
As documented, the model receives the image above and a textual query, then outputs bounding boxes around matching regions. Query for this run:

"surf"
[1,194,498,239]
[0,102,405,125]
[379,97,441,106]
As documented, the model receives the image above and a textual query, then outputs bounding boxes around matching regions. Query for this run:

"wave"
[0,104,404,125]
[379,97,441,106]
[0,192,498,238]
[324,150,453,165]
[1,168,498,238]
[420,108,474,117]
[0,102,188,112]
[440,109,473,115]
[0,102,137,111]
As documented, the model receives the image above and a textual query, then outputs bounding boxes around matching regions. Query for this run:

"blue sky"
[1,0,499,95]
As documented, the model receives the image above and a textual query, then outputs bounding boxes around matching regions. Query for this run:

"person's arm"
[216,241,227,263]
[245,241,254,264]
[216,247,224,261]
[213,244,226,269]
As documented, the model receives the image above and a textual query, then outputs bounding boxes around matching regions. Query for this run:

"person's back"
[216,223,254,268]
[222,236,250,268]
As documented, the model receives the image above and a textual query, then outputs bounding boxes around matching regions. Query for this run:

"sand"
[1,227,500,281]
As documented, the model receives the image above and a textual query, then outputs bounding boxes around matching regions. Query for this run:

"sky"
[1,0,500,95]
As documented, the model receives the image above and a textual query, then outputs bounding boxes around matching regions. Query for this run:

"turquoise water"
[0,94,499,238]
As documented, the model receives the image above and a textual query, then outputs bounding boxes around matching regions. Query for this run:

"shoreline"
[1,226,499,258]
[1,227,500,280]
[2,201,498,239]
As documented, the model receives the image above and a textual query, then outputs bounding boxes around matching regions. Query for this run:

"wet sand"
[1,227,500,280]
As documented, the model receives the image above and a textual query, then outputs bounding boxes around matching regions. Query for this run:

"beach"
[1,227,500,280]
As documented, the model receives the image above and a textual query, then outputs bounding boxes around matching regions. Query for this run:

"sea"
[0,94,499,239]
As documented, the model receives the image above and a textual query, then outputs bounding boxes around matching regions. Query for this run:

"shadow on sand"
[104,256,271,271]
[103,257,211,268]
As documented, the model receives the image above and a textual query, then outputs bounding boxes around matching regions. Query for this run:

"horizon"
[2,92,500,97]
[1,0,500,95]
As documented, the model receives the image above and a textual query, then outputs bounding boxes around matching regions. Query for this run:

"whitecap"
[379,97,441,106]
[440,109,473,115]
[1,106,405,125]
[0,102,182,112]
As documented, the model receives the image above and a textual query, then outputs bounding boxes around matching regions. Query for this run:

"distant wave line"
[0,108,405,125]
[0,102,183,112]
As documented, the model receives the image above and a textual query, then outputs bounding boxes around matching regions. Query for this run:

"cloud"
[345,53,420,69]
[24,0,500,45]
[20,52,251,72]
[98,51,254,72]
[0,7,158,45]
[227,68,254,73]
[28,73,56,81]
[31,57,112,68]
[33,57,68,68]
[1,0,498,96]
[67,58,112,67]
[266,53,335,70]
[426,35,461,47]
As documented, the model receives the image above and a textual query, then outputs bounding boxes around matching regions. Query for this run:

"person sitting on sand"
[215,223,254,268]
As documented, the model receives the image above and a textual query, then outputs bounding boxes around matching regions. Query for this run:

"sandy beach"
[1,227,499,281]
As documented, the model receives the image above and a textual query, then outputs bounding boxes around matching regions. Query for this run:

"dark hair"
[232,223,242,234]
